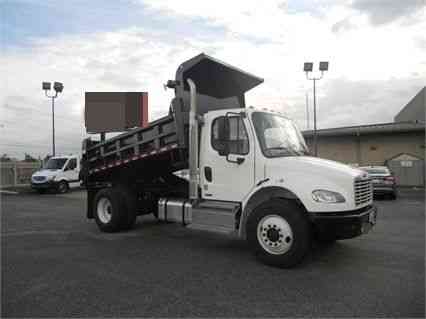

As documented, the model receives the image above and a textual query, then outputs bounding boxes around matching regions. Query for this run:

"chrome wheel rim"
[97,198,112,224]
[257,214,293,255]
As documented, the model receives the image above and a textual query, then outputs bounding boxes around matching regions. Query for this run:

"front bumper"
[309,205,377,240]
[31,181,58,189]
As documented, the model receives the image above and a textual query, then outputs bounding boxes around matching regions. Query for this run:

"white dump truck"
[81,54,377,267]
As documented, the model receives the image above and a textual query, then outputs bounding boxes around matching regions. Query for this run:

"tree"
[23,153,38,162]
[0,154,12,162]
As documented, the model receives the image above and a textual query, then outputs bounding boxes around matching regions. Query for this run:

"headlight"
[47,175,56,181]
[312,189,345,203]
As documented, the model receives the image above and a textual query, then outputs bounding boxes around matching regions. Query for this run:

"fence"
[0,161,42,187]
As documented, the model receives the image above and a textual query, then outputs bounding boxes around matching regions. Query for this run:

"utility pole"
[305,92,310,130]
[42,82,64,157]
[303,61,329,157]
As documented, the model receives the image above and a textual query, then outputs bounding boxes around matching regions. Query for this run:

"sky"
[1,0,425,159]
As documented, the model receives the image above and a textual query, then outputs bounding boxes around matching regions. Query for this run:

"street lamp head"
[54,82,64,93]
[303,62,313,72]
[319,61,329,71]
[42,82,51,91]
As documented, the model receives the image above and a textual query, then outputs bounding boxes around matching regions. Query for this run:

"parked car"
[31,155,80,194]
[360,166,397,199]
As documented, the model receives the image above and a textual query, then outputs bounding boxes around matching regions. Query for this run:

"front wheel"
[57,181,69,194]
[247,199,311,268]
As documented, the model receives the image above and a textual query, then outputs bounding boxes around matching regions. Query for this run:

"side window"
[211,116,249,155]
[67,159,77,170]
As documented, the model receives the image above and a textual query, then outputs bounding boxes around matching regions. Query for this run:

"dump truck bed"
[83,109,189,178]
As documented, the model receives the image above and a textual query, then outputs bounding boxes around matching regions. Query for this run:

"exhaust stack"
[187,78,199,200]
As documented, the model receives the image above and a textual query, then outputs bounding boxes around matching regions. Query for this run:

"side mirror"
[217,117,230,156]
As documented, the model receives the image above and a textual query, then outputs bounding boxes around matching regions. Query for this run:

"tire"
[317,237,337,245]
[247,199,311,268]
[116,186,137,230]
[57,181,69,194]
[390,191,397,200]
[93,188,128,232]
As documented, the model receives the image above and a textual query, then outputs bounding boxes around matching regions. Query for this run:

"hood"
[283,156,364,179]
[32,169,61,178]
[265,156,364,181]
[264,156,367,212]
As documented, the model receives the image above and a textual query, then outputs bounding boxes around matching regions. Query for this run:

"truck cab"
[31,155,80,194]
[200,107,376,237]
[82,53,377,268]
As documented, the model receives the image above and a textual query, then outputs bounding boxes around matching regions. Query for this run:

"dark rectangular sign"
[85,92,148,133]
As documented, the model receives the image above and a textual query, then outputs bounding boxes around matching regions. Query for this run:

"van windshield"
[252,112,309,157]
[44,158,67,170]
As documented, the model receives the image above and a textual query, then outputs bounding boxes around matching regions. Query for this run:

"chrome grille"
[354,177,373,206]
[33,176,46,182]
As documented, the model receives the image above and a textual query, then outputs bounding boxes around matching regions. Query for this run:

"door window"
[66,159,77,170]
[211,116,249,155]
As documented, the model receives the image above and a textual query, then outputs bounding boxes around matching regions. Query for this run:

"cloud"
[351,0,426,25]
[0,28,190,158]
[1,0,426,159]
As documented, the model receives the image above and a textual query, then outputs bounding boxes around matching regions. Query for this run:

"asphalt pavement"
[1,188,425,317]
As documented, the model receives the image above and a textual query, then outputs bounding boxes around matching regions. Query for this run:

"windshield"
[252,112,309,157]
[44,158,67,170]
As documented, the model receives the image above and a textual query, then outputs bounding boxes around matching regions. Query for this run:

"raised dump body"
[81,53,263,184]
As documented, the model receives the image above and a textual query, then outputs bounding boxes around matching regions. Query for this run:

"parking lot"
[1,188,425,317]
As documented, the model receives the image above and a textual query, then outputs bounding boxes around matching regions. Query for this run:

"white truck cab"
[31,155,80,193]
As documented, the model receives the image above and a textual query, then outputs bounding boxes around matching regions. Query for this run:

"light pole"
[303,61,328,157]
[42,81,64,157]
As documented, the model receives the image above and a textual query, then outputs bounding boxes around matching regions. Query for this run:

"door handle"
[204,166,212,182]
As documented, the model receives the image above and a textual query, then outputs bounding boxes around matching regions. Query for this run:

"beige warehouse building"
[303,87,425,186]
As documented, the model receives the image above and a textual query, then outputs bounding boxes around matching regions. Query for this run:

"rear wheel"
[317,237,337,245]
[93,188,128,232]
[116,186,137,230]
[247,199,311,268]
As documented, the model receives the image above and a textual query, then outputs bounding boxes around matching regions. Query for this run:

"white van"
[31,155,80,193]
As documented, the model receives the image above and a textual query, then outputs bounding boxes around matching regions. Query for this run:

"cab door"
[63,158,79,183]
[200,112,255,202]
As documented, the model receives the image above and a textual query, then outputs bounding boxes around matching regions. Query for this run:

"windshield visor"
[252,112,308,157]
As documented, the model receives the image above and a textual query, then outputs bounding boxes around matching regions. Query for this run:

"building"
[303,86,425,186]
[394,87,425,122]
